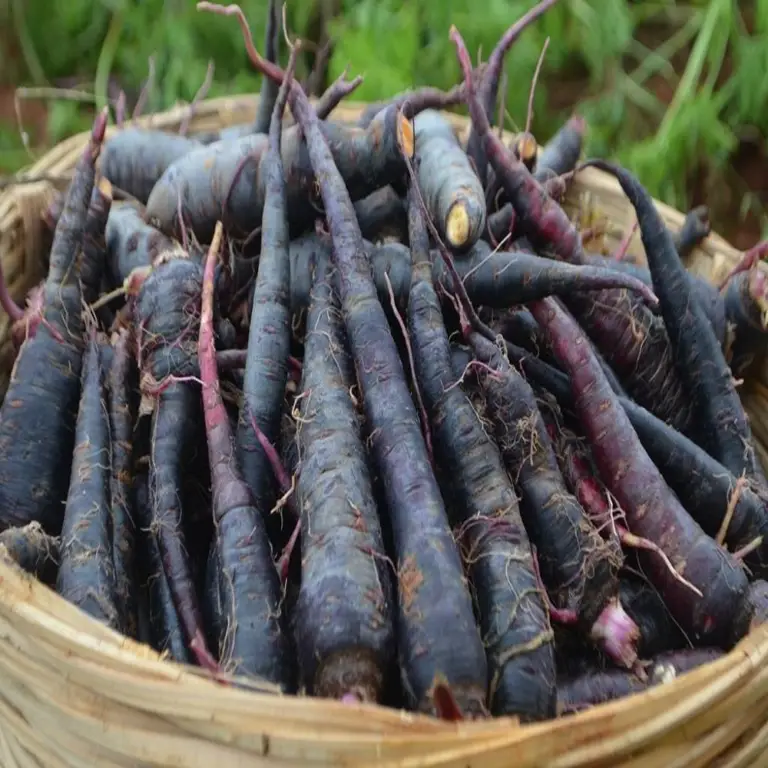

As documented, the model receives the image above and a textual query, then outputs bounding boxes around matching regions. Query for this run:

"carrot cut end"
[398,115,415,159]
[446,203,470,248]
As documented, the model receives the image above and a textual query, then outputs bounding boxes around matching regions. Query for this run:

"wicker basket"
[0,94,767,768]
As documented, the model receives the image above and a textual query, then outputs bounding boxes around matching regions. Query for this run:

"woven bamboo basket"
[0,94,767,768]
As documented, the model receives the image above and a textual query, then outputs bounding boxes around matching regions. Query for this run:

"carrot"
[723,267,768,376]
[199,220,295,686]
[413,110,485,251]
[0,109,107,534]
[585,160,763,485]
[0,522,59,585]
[236,45,296,542]
[354,186,407,242]
[286,236,657,311]
[529,296,753,647]
[281,64,487,717]
[250,0,280,135]
[674,205,710,261]
[56,330,119,629]
[468,331,638,668]
[104,204,179,289]
[101,130,201,204]
[80,177,114,305]
[463,0,561,188]
[532,114,586,183]
[408,190,555,719]
[149,102,410,244]
[293,259,395,702]
[557,649,723,714]
[108,325,139,638]
[134,458,191,663]
[134,248,217,672]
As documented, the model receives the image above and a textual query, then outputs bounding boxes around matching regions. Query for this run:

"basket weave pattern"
[0,95,767,767]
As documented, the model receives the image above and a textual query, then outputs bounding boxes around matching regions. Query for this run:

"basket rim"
[0,92,765,766]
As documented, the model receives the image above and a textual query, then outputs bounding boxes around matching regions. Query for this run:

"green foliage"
[1,0,766,235]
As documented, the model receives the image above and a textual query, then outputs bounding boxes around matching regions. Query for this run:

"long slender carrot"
[200,222,295,686]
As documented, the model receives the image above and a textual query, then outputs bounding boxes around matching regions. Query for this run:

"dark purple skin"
[146,104,408,244]
[469,332,621,630]
[288,83,488,717]
[407,191,555,721]
[294,261,395,703]
[236,58,294,542]
[453,33,694,434]
[620,397,768,578]
[251,0,281,135]
[566,291,694,431]
[56,332,119,629]
[529,296,753,649]
[283,235,656,312]
[134,253,214,669]
[0,111,106,534]
[749,580,768,629]
[101,129,201,204]
[104,204,178,289]
[413,110,485,251]
[586,160,764,487]
[619,576,686,657]
[582,251,727,348]
[109,326,139,638]
[532,114,586,184]
[134,461,191,664]
[557,649,723,715]
[0,523,59,585]
[80,178,113,305]
[724,269,768,377]
[353,186,407,243]
[201,62,296,689]
[674,205,711,260]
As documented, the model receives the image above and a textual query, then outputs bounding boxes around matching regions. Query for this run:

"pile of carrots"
[2,0,768,722]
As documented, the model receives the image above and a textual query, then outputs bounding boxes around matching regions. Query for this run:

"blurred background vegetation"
[0,0,766,247]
